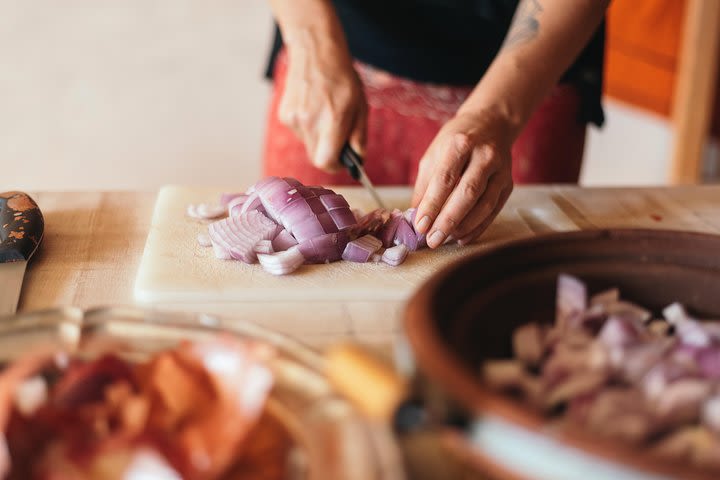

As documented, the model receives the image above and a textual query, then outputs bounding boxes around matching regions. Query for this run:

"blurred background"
[1,0,719,190]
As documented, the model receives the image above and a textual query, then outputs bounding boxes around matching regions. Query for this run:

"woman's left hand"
[411,109,515,248]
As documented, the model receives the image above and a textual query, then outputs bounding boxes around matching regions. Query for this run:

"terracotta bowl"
[404,229,720,480]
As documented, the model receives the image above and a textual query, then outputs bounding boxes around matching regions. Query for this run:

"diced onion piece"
[556,274,587,328]
[342,235,382,263]
[272,229,298,252]
[253,240,274,255]
[187,203,225,220]
[297,232,349,264]
[379,211,403,248]
[257,247,305,275]
[381,244,408,266]
[197,233,212,247]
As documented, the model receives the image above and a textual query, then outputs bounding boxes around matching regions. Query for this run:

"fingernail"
[428,230,446,248]
[416,215,431,234]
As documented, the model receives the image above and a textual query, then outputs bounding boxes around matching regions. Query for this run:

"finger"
[313,106,355,173]
[424,145,498,247]
[411,153,433,209]
[414,133,473,236]
[457,183,513,245]
[451,170,507,239]
[348,100,368,158]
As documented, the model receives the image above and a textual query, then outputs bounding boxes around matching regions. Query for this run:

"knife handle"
[339,142,363,181]
[0,192,44,263]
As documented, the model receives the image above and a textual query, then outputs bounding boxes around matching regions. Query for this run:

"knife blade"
[0,192,44,316]
[339,143,387,210]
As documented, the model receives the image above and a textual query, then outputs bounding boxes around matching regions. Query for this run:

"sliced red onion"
[227,195,249,217]
[381,244,409,267]
[369,253,383,263]
[238,192,264,216]
[220,192,247,207]
[187,203,225,220]
[297,232,349,264]
[257,246,305,275]
[271,229,298,252]
[292,216,326,243]
[197,233,212,247]
[342,235,382,263]
[208,211,279,264]
[253,239,274,255]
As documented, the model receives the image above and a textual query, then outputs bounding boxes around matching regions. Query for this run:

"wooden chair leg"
[669,0,720,184]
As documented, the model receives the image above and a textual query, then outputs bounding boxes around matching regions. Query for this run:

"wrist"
[454,104,522,146]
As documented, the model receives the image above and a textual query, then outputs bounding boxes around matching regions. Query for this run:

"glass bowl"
[0,306,405,480]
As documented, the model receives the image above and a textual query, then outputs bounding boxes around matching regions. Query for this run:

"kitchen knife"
[340,143,387,210]
[0,192,44,316]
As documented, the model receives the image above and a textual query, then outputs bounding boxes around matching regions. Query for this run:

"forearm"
[268,0,351,61]
[458,0,609,138]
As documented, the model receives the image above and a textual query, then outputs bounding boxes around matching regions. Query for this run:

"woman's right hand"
[278,38,368,173]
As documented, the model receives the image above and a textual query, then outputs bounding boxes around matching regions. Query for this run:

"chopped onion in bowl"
[482,274,720,471]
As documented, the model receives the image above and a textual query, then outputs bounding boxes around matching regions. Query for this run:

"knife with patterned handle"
[0,192,44,316]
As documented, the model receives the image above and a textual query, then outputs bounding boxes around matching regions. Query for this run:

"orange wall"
[605,0,686,117]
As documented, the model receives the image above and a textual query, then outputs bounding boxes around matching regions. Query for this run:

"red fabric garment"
[263,49,586,186]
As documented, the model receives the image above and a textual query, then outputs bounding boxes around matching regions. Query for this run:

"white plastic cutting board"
[134,185,581,308]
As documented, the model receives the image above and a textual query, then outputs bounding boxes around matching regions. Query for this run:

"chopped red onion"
[381,244,409,266]
[208,210,279,264]
[220,192,247,207]
[393,217,419,251]
[297,232,349,264]
[271,229,298,252]
[253,239,274,255]
[257,246,305,275]
[556,274,587,329]
[319,193,350,211]
[197,233,212,248]
[379,210,403,248]
[342,235,382,263]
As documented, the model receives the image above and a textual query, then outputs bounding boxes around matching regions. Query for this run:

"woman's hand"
[411,109,515,248]
[278,40,367,173]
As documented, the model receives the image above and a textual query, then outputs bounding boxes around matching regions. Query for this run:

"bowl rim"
[404,228,720,480]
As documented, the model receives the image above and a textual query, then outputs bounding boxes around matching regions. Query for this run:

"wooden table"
[16,186,720,349]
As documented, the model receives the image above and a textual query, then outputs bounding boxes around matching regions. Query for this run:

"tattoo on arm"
[502,0,543,50]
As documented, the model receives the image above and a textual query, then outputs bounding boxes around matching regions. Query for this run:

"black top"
[266,0,604,126]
